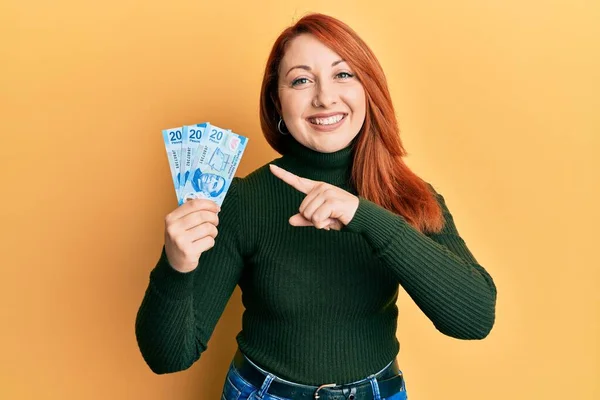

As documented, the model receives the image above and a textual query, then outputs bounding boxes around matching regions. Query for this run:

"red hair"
[259,13,444,234]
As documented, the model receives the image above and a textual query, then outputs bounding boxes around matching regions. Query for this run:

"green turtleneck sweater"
[135,137,497,385]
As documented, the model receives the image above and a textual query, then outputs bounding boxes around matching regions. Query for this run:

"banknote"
[179,123,208,193]
[161,127,184,200]
[178,123,248,206]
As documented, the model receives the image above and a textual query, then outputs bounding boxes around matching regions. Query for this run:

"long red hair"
[259,13,444,234]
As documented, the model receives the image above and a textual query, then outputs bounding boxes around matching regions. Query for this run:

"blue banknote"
[161,127,184,200]
[177,123,248,206]
[179,123,208,193]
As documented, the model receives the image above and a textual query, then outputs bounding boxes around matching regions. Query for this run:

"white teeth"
[309,114,344,125]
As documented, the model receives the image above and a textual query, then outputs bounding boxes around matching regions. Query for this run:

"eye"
[291,77,310,87]
[336,72,354,80]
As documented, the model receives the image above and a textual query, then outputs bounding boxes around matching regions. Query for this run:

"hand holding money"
[164,199,221,273]
[161,122,247,271]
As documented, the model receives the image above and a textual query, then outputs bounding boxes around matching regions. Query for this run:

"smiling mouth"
[307,114,347,125]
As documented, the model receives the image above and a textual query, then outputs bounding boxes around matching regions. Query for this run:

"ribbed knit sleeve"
[343,187,497,340]
[135,179,245,373]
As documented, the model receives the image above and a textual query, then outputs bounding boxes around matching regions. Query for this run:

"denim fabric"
[221,357,408,400]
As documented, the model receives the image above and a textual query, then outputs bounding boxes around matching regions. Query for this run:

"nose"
[313,80,338,108]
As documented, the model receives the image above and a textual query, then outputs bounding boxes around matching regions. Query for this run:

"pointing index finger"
[269,164,315,194]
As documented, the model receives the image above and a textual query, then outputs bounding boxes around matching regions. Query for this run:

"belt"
[232,349,405,400]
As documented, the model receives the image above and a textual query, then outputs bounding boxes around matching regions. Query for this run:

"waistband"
[232,349,405,400]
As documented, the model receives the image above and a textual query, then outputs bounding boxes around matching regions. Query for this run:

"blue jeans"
[221,355,408,400]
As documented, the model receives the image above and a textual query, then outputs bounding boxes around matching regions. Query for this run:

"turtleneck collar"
[277,135,356,191]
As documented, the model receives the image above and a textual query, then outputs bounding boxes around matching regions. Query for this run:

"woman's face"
[277,34,366,153]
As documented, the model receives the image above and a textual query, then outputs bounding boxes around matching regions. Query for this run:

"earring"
[277,117,289,135]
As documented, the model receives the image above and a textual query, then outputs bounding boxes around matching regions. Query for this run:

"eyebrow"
[285,59,346,77]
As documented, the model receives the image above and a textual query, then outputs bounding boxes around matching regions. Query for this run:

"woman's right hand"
[164,199,220,273]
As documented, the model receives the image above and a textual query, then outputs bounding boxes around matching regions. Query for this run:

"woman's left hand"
[270,164,359,231]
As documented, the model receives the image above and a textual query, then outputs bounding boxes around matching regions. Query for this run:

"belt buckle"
[314,383,337,399]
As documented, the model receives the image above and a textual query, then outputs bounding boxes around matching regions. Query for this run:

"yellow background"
[1,0,598,399]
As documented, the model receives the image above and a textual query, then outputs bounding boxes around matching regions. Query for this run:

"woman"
[135,13,497,400]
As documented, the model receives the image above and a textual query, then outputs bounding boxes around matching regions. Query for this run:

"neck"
[278,136,355,190]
